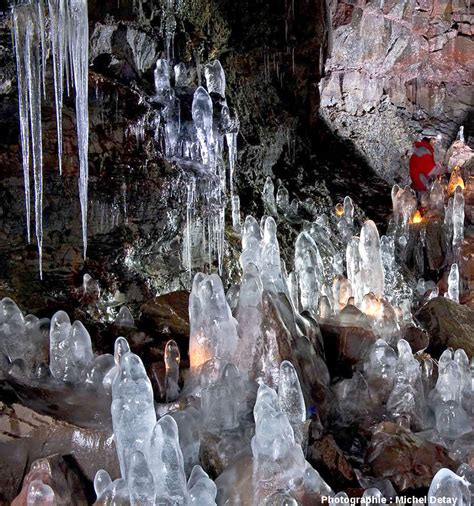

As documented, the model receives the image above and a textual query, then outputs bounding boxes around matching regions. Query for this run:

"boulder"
[307,434,355,490]
[416,297,474,358]
[140,290,190,341]
[0,402,119,504]
[366,422,457,492]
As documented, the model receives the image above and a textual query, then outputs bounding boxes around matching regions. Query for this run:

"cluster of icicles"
[12,0,89,278]
[2,177,473,504]
[152,57,239,274]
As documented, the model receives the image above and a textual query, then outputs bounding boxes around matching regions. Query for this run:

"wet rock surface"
[0,402,119,503]
[365,422,457,492]
[416,297,474,359]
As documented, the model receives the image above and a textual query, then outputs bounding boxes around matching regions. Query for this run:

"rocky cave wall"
[320,0,474,184]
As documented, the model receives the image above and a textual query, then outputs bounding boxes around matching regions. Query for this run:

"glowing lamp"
[409,209,423,224]
[447,167,465,195]
[335,203,344,217]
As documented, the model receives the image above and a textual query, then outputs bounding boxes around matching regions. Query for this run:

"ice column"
[189,273,239,371]
[359,221,384,299]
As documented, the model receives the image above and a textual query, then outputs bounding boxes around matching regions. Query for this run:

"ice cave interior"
[0,0,473,505]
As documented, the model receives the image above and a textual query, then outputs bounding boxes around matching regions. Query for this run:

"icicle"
[225,132,237,195]
[69,0,89,259]
[12,6,32,243]
[48,0,67,175]
[37,0,47,98]
[232,195,241,233]
[13,3,45,277]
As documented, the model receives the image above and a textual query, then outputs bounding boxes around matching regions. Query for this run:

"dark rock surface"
[366,421,457,492]
[416,296,474,358]
[0,402,119,504]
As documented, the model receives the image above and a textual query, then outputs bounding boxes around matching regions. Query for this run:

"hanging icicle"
[12,2,45,277]
[69,0,89,259]
[12,0,90,275]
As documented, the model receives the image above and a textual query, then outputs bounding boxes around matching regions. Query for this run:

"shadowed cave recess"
[0,0,473,504]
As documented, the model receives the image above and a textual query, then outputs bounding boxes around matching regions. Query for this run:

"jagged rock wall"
[320,0,474,184]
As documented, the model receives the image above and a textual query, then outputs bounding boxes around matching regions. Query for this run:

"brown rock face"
[416,297,474,359]
[321,1,474,184]
[0,403,119,504]
[307,434,355,489]
[140,290,190,341]
[320,322,377,377]
[366,422,457,492]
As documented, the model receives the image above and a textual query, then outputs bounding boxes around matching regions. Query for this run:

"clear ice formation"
[49,311,94,383]
[428,468,471,506]
[12,0,90,273]
[204,60,226,97]
[446,263,460,304]
[250,383,333,504]
[115,306,135,327]
[97,341,217,505]
[165,339,181,402]
[452,186,465,259]
[189,273,239,372]
[153,59,238,276]
[27,480,56,505]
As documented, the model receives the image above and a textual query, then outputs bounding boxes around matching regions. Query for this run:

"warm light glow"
[409,209,423,224]
[189,332,212,370]
[361,293,383,318]
[335,203,344,217]
[447,167,465,195]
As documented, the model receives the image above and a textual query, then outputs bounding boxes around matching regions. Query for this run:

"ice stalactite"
[12,2,44,277]
[47,0,66,175]
[69,0,89,259]
[12,0,90,273]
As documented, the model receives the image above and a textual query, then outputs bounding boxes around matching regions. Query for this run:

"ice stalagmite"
[278,361,306,446]
[128,451,155,505]
[27,480,56,505]
[428,469,470,506]
[359,220,384,299]
[69,0,89,258]
[452,186,465,259]
[12,2,44,276]
[192,87,214,169]
[204,60,226,97]
[189,273,239,372]
[446,264,460,303]
[112,352,156,480]
[164,339,180,401]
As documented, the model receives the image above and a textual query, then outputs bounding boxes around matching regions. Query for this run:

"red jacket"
[409,140,436,191]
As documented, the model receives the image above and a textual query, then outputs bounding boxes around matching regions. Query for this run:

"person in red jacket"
[409,137,442,192]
